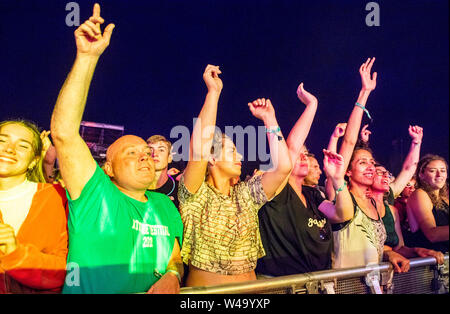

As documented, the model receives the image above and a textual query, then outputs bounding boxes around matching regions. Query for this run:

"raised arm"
[325,123,347,200]
[327,123,347,153]
[249,98,292,199]
[390,125,423,197]
[339,57,377,170]
[286,83,318,163]
[183,65,223,194]
[318,150,354,223]
[50,3,114,200]
[271,83,317,194]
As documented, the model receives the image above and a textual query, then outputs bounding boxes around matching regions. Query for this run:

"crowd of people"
[0,4,448,294]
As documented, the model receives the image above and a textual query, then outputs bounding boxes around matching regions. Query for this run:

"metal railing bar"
[179,254,449,294]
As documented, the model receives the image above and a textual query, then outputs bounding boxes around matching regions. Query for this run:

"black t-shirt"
[256,184,332,276]
[154,175,179,209]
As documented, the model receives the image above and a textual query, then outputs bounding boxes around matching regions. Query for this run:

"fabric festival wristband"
[265,126,283,140]
[355,102,373,122]
[335,181,347,196]
[265,126,281,134]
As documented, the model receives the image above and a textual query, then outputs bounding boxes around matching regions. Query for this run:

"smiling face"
[372,166,392,193]
[346,149,376,187]
[104,135,155,191]
[419,159,448,190]
[0,123,38,181]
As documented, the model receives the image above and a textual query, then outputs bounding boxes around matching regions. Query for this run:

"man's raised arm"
[51,3,114,200]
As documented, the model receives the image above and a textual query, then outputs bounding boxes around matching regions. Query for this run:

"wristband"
[265,126,283,141]
[355,102,373,122]
[166,269,182,284]
[334,181,347,196]
[265,126,281,134]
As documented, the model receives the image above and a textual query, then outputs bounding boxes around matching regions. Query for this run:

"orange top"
[0,183,68,293]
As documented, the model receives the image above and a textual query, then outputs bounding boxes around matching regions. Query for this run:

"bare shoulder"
[410,188,431,202]
[408,189,433,212]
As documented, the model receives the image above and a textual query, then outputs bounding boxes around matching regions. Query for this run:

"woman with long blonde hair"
[0,119,68,293]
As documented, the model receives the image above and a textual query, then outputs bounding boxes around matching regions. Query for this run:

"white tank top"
[332,198,387,269]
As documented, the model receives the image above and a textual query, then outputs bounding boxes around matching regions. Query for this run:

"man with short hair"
[51,4,183,294]
[304,154,326,198]
[147,135,179,208]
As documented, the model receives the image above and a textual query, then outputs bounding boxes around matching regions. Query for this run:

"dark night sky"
[0,0,448,178]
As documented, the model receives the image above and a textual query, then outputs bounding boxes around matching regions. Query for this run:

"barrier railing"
[180,254,449,294]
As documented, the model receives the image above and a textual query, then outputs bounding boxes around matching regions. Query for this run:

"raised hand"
[40,130,52,156]
[297,83,318,106]
[408,125,423,144]
[167,168,180,176]
[322,149,346,181]
[359,57,377,91]
[248,98,276,122]
[333,123,347,138]
[203,64,223,93]
[360,124,372,143]
[74,3,115,57]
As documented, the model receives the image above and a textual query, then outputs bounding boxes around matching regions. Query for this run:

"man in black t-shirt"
[147,135,179,209]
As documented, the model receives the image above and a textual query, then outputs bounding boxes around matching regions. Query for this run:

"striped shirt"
[178,175,268,275]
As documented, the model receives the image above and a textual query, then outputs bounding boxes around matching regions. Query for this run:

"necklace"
[166,174,176,196]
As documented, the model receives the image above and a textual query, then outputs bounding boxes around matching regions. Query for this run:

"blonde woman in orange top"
[0,120,68,293]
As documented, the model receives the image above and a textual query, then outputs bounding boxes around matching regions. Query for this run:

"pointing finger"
[93,3,101,19]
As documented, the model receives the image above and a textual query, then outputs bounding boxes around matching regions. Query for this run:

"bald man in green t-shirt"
[51,4,183,294]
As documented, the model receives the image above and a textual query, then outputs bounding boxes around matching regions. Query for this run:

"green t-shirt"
[63,164,183,294]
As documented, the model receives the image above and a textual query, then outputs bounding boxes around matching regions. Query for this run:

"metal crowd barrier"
[180,254,449,294]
